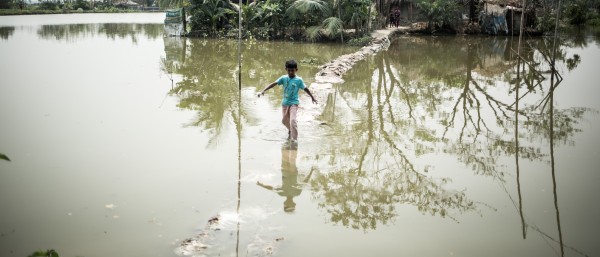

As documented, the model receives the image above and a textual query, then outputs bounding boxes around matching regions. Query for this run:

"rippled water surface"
[1,13,599,257]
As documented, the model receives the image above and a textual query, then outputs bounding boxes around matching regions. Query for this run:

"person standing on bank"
[257,60,318,143]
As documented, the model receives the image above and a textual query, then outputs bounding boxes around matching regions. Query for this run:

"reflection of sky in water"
[0,14,599,257]
[559,45,600,110]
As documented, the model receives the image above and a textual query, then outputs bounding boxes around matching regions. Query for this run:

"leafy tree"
[243,0,286,39]
[347,0,371,35]
[565,0,591,25]
[189,0,236,34]
[39,1,59,10]
[415,0,461,32]
[0,0,10,9]
[73,0,91,10]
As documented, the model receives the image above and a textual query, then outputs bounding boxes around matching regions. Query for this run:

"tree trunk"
[469,0,475,22]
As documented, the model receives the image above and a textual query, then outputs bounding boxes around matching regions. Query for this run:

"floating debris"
[0,153,10,162]
[175,207,284,257]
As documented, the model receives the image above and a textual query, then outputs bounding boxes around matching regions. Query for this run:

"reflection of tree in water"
[161,38,358,145]
[0,26,15,40]
[36,23,163,43]
[165,39,245,145]
[311,52,477,230]
[309,35,592,231]
[382,36,588,177]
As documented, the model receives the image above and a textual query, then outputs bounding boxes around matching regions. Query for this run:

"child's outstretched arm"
[257,82,278,97]
[257,181,275,191]
[303,88,318,104]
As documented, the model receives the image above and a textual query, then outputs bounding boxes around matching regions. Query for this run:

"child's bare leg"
[289,105,298,140]
[282,105,291,136]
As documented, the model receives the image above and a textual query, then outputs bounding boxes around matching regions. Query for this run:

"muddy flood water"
[1,13,599,257]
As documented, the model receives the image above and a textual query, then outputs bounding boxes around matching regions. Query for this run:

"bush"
[536,9,557,32]
[416,0,461,32]
[0,0,10,9]
[73,0,90,10]
[347,36,372,46]
[588,18,600,26]
[39,1,59,10]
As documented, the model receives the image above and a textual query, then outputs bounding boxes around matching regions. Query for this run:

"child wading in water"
[257,60,318,143]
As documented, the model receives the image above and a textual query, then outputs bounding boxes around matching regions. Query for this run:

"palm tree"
[190,0,236,34]
[287,0,344,41]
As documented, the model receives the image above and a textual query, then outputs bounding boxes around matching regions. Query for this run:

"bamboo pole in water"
[513,0,530,240]
[236,2,243,257]
[237,0,242,91]
[550,0,564,256]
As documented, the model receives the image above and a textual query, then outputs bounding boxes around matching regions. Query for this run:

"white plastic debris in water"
[175,206,283,257]
[105,204,117,210]
[315,75,345,84]
[309,82,333,90]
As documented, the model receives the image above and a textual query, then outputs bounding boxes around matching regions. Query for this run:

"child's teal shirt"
[277,75,306,106]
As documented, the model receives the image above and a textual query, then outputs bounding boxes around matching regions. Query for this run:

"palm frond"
[322,17,343,37]
[305,25,322,41]
[287,0,330,14]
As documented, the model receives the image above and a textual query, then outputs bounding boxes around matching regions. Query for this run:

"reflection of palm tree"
[163,38,356,146]
[257,144,313,212]
[166,38,247,145]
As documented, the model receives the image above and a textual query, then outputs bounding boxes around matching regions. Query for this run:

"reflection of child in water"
[257,144,313,212]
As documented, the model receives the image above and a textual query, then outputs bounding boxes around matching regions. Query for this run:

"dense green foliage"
[415,0,461,32]
[0,0,157,14]
[2,0,600,38]
[187,0,373,41]
[28,249,59,257]
[565,0,600,26]
[347,35,371,46]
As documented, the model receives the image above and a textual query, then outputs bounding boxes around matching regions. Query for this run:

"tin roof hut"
[479,0,538,35]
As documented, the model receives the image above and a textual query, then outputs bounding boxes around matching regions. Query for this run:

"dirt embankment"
[314,27,410,84]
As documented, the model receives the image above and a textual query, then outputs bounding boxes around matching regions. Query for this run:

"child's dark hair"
[285,60,298,69]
